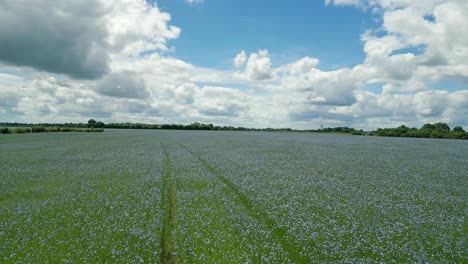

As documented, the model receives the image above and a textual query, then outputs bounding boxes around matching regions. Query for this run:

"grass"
[1,129,466,263]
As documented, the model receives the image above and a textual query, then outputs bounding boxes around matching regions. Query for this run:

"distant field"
[1,130,467,263]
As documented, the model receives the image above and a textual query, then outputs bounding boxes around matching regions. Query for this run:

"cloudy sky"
[0,0,467,130]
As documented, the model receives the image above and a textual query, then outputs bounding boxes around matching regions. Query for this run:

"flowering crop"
[1,130,466,263]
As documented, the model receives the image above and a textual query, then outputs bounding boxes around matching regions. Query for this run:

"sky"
[0,0,467,130]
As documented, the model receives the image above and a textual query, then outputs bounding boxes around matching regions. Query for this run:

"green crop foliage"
[1,130,466,263]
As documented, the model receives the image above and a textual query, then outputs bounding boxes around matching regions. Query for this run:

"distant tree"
[453,126,465,132]
[421,123,436,130]
[88,119,97,128]
[430,130,445,138]
[397,125,409,132]
[351,129,364,135]
[433,122,450,131]
[95,121,105,128]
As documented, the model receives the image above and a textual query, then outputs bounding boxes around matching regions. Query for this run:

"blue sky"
[0,0,467,129]
[158,0,376,70]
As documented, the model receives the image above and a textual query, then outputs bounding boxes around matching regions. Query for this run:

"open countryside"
[1,130,466,263]
[1,0,468,262]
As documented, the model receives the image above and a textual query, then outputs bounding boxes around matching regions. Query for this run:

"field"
[0,130,466,263]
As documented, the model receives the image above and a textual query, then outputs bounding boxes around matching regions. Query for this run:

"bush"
[453,126,465,132]
[405,130,422,137]
[32,126,46,133]
[13,127,31,134]
[417,129,433,138]
[47,127,61,132]
[351,129,364,135]
[430,130,446,138]
[0,127,11,134]
[448,131,464,139]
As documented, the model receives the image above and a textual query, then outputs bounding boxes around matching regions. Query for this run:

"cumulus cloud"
[0,73,26,119]
[332,88,468,128]
[234,50,274,81]
[256,0,468,127]
[0,0,466,130]
[105,0,180,56]
[172,83,198,105]
[196,86,249,117]
[0,93,21,108]
[233,51,247,69]
[96,71,149,99]
[321,0,468,127]
[0,1,109,79]
[0,0,179,79]
[276,57,320,76]
[328,0,468,86]
[272,62,361,107]
[0,75,111,122]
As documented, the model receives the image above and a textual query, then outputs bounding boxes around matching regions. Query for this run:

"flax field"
[0,130,466,263]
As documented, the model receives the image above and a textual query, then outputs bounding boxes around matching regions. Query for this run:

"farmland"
[1,130,467,263]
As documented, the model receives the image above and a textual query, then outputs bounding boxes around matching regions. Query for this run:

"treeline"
[370,123,467,139]
[312,127,364,135]
[106,122,294,132]
[1,122,91,128]
[0,126,104,134]
[2,120,467,139]
[105,122,366,134]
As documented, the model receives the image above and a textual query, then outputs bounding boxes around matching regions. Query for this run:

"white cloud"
[171,83,198,105]
[328,87,468,129]
[96,71,149,99]
[332,0,468,92]
[234,50,274,81]
[325,0,364,7]
[325,0,446,11]
[233,51,247,69]
[0,73,24,109]
[105,0,180,57]
[271,64,362,107]
[276,57,320,76]
[184,0,204,5]
[0,0,109,79]
[0,0,180,79]
[195,86,249,117]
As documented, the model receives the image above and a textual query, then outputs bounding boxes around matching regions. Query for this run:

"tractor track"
[159,143,178,264]
[177,142,308,263]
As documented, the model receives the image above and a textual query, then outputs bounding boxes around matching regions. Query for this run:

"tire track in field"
[159,144,178,264]
[177,143,308,263]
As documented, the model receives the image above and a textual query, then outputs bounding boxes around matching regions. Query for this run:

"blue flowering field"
[1,130,466,263]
